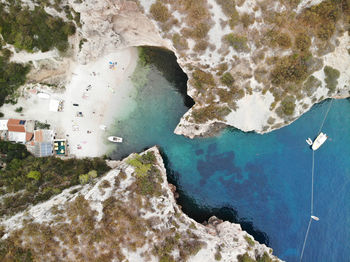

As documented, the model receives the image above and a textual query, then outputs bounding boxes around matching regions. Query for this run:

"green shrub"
[303,75,321,96]
[15,107,23,113]
[237,253,255,262]
[324,65,340,94]
[0,4,75,52]
[192,105,231,123]
[193,40,209,52]
[224,33,249,52]
[244,235,255,247]
[189,22,210,39]
[220,72,234,86]
[172,33,188,50]
[0,55,29,106]
[27,171,41,181]
[215,0,237,17]
[281,95,296,115]
[271,53,309,85]
[192,69,215,90]
[295,33,311,52]
[150,1,171,23]
[241,13,255,28]
[276,33,292,48]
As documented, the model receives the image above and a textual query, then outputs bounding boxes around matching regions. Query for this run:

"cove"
[109,47,350,262]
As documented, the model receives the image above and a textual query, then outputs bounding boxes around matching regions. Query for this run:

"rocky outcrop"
[67,0,350,138]
[0,147,281,262]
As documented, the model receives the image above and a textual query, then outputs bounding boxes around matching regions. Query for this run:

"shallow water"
[110,48,350,262]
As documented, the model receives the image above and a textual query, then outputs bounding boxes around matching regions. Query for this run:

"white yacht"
[312,132,327,151]
[108,136,123,143]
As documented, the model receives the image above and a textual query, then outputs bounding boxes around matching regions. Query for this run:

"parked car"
[73,103,79,106]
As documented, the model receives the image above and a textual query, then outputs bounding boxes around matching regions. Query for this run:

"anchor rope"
[299,99,333,262]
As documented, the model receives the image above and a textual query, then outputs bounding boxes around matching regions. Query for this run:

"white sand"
[1,47,139,158]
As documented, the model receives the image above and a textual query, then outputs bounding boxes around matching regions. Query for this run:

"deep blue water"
[110,49,350,262]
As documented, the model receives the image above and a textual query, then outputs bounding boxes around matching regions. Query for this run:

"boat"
[99,125,107,131]
[306,138,313,146]
[312,132,327,151]
[108,136,123,143]
[311,215,319,221]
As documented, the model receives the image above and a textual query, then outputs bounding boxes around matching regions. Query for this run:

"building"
[32,129,54,157]
[7,119,34,144]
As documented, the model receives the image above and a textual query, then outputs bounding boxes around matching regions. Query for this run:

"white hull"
[311,215,319,221]
[312,132,327,150]
[306,138,313,146]
[108,136,123,143]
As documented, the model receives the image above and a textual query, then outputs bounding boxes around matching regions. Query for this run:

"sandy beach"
[1,47,139,158]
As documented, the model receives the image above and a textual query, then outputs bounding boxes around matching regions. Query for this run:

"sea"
[109,47,350,262]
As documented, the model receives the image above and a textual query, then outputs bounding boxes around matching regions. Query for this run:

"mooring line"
[299,99,333,261]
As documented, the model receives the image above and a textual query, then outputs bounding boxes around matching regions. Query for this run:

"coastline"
[1,47,139,158]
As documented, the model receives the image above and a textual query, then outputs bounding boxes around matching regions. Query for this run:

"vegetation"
[192,105,231,123]
[295,32,311,52]
[280,95,296,116]
[0,149,206,261]
[324,66,340,94]
[192,68,215,90]
[303,75,321,96]
[0,3,75,53]
[220,72,234,87]
[34,121,50,130]
[15,106,23,113]
[244,235,255,247]
[270,53,310,85]
[172,33,188,50]
[0,54,30,106]
[0,147,110,217]
[127,152,163,196]
[150,1,171,23]
[224,33,249,52]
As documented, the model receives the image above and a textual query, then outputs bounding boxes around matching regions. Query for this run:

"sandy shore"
[1,47,139,158]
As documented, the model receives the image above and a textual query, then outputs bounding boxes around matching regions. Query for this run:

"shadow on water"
[139,46,195,108]
[159,148,270,246]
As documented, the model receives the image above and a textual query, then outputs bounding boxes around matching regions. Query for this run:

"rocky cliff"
[67,0,350,138]
[0,147,280,262]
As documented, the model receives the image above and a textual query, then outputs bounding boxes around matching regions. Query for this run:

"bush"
[281,95,296,115]
[220,72,234,86]
[224,33,249,52]
[295,33,311,52]
[271,53,309,85]
[0,55,29,106]
[193,40,209,52]
[192,69,215,90]
[324,66,340,94]
[172,33,188,50]
[192,105,231,123]
[150,1,171,23]
[244,235,255,247]
[15,107,23,113]
[0,4,75,52]
[189,23,210,39]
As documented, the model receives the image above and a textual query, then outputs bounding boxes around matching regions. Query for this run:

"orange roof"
[7,119,25,132]
[26,132,33,142]
[34,130,43,142]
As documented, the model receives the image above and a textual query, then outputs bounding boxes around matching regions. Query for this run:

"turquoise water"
[111,49,350,261]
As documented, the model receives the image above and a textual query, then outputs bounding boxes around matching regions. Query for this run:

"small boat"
[99,125,107,131]
[306,138,313,146]
[312,132,327,151]
[311,215,319,221]
[108,136,123,143]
